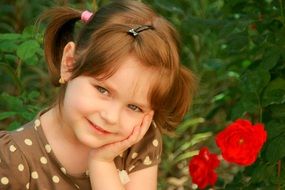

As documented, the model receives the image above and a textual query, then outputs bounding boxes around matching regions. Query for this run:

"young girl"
[0,0,196,189]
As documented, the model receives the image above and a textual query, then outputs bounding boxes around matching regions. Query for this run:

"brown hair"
[40,0,197,132]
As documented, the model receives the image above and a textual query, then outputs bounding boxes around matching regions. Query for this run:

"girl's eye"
[128,104,142,112]
[96,86,109,95]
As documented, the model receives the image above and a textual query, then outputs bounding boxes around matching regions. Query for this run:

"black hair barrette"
[128,25,154,37]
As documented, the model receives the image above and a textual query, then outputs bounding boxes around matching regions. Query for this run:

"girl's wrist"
[88,158,126,190]
[89,158,114,169]
[88,150,115,165]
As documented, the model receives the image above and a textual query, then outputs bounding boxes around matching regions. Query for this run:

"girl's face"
[61,54,154,148]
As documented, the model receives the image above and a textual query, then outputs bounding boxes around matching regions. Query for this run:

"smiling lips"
[87,119,112,135]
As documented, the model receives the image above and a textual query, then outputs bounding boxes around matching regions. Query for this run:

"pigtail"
[155,66,198,132]
[175,66,198,117]
[38,7,81,86]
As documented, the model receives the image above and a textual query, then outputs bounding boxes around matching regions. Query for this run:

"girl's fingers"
[118,111,153,148]
[107,125,141,154]
[120,124,140,148]
[135,111,154,143]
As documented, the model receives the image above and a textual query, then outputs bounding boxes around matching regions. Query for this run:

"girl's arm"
[89,160,125,190]
[89,160,158,190]
[125,165,158,190]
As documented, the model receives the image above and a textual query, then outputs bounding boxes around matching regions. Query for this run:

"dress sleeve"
[124,124,162,174]
[0,131,30,189]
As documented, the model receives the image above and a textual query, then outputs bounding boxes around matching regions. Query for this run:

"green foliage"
[1,0,285,189]
[145,0,285,189]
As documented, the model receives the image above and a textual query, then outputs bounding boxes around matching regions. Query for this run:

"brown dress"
[0,112,162,190]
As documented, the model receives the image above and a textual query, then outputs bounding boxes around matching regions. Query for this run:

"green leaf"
[16,40,40,61]
[0,63,23,92]
[0,93,24,110]
[260,47,281,70]
[27,91,40,100]
[22,26,36,39]
[241,68,271,94]
[174,150,198,163]
[154,0,184,15]
[176,117,205,134]
[6,121,21,131]
[218,22,236,38]
[240,92,261,114]
[266,135,285,162]
[262,78,285,106]
[176,132,213,153]
[231,100,246,120]
[183,16,222,35]
[3,54,18,63]
[225,32,249,52]
[265,120,285,139]
[251,163,275,183]
[0,33,21,40]
[268,104,285,118]
[0,112,17,120]
[24,54,39,65]
[0,41,18,53]
[19,111,35,121]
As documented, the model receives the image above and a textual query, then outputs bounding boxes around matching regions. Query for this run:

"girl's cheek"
[119,110,145,136]
[121,118,141,136]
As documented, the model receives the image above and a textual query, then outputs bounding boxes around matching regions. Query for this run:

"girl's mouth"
[87,119,112,135]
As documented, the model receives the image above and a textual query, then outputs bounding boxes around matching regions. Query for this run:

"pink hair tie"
[81,10,93,23]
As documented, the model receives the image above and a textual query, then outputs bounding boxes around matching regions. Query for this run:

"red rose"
[216,119,267,166]
[189,147,220,189]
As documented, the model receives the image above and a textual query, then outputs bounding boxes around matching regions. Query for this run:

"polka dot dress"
[0,110,162,189]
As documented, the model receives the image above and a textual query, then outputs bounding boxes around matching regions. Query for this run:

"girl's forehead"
[98,54,156,82]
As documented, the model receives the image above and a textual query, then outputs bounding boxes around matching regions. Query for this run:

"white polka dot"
[118,170,130,184]
[18,164,24,171]
[31,171,39,179]
[60,167,67,174]
[143,156,152,165]
[52,175,60,183]
[45,144,52,153]
[1,177,9,185]
[24,139,33,146]
[131,152,138,159]
[34,119,40,130]
[26,182,30,189]
[40,156,48,164]
[128,165,135,172]
[34,119,40,127]
[85,170,89,176]
[152,121,157,128]
[9,145,17,152]
[16,127,24,131]
[152,139,159,147]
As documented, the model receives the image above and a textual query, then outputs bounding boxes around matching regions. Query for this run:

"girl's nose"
[100,105,120,125]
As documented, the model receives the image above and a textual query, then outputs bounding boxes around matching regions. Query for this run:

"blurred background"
[1,0,285,189]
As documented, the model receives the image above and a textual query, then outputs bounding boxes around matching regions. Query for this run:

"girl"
[0,0,196,189]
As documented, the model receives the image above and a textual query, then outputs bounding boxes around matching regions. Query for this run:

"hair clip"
[128,25,153,37]
[81,10,93,23]
[128,28,139,36]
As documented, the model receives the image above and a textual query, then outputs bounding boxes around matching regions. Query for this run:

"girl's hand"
[88,112,154,163]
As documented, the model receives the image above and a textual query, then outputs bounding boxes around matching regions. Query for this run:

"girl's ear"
[60,41,76,82]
